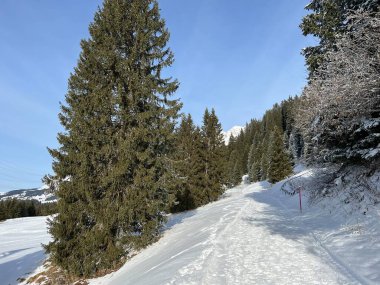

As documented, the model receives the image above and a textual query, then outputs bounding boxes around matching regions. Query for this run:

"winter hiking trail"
[91,180,372,285]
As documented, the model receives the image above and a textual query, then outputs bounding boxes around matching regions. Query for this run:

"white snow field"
[1,171,379,285]
[0,216,51,285]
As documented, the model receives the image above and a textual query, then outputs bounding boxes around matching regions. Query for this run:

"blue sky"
[0,0,315,191]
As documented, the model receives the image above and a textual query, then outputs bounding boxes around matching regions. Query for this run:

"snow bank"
[273,172,380,284]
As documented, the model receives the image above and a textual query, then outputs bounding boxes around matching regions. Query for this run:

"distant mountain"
[0,186,56,203]
[222,126,244,145]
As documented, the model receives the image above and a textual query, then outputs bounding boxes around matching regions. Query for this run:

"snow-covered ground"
[0,186,56,203]
[0,216,51,285]
[87,176,379,285]
[2,171,379,284]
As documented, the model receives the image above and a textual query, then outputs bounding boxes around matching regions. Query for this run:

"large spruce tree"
[44,0,180,276]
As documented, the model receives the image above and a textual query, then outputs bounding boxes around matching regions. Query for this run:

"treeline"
[226,97,300,186]
[229,0,379,192]
[0,199,57,221]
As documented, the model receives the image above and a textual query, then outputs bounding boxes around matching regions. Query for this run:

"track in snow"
[91,182,364,285]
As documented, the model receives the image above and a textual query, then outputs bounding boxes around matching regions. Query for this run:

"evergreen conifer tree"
[227,149,240,186]
[260,135,270,180]
[267,127,293,183]
[201,108,225,202]
[189,127,210,207]
[247,135,262,182]
[232,159,241,185]
[248,137,263,182]
[300,0,379,75]
[44,0,180,276]
[249,161,261,182]
[170,114,205,212]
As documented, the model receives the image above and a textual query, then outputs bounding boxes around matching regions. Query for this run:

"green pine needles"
[267,127,293,183]
[170,109,226,212]
[44,0,180,276]
[201,109,226,202]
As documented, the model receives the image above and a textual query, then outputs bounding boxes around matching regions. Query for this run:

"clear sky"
[0,0,315,191]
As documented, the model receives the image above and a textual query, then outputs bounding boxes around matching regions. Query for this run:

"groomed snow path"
[91,182,370,285]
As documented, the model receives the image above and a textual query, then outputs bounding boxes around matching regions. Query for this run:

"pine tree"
[248,135,263,182]
[249,161,261,182]
[170,114,200,212]
[43,0,180,276]
[267,127,293,183]
[232,159,241,185]
[297,10,380,165]
[189,127,209,207]
[248,136,263,182]
[247,143,255,181]
[201,108,225,202]
[227,149,240,186]
[300,0,379,75]
[259,134,270,180]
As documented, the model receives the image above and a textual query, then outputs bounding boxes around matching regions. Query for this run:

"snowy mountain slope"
[4,170,379,285]
[0,216,51,285]
[222,126,244,145]
[0,187,56,203]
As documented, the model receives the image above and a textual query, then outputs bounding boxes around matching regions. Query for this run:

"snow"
[222,126,244,145]
[0,188,56,203]
[364,147,380,159]
[3,170,380,285]
[293,163,307,174]
[88,174,380,285]
[0,216,51,285]
[241,174,250,184]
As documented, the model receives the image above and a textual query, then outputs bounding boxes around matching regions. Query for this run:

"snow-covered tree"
[300,0,379,76]
[297,11,380,164]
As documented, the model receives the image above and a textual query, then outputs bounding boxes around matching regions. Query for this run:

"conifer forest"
[0,0,379,284]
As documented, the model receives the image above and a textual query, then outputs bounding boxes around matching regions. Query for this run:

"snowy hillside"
[0,217,51,285]
[222,126,244,145]
[0,186,56,203]
[7,169,378,285]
